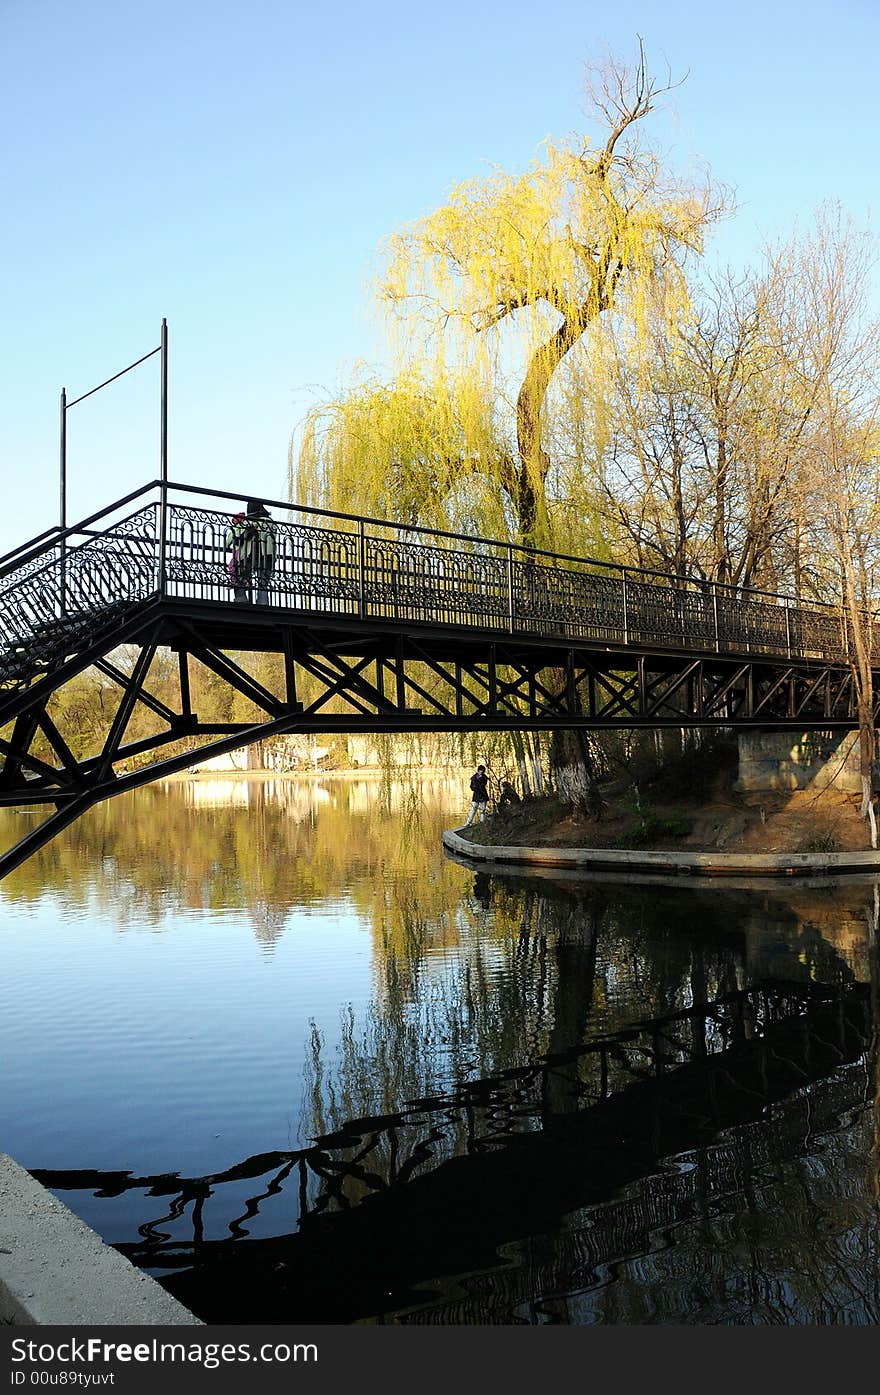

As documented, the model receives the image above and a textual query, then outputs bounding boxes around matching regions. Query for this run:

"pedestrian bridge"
[0,478,872,876]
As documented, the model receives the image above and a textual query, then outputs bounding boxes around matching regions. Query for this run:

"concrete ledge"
[443,828,880,878]
[0,1154,199,1326]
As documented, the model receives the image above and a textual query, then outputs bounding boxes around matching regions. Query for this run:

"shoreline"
[443,827,880,879]
[161,765,469,783]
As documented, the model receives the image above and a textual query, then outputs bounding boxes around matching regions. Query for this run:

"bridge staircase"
[0,499,159,697]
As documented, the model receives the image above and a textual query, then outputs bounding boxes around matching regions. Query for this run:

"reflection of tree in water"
[8,776,880,1322]
[101,974,877,1325]
[250,900,289,955]
[303,882,606,1184]
[303,878,747,1140]
[0,777,468,952]
[301,872,869,1222]
[866,884,880,1203]
[4,781,871,995]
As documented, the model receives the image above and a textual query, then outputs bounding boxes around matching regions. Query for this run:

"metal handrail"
[161,479,846,615]
[0,481,159,583]
[0,477,865,685]
[0,524,62,574]
[0,475,854,617]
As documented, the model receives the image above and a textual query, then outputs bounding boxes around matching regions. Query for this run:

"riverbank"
[0,1155,197,1325]
[448,772,879,876]
[162,765,469,782]
[444,826,880,878]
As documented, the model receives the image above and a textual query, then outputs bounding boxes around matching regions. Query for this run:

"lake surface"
[2,776,880,1324]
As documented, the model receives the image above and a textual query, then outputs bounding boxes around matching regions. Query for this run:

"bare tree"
[795,208,880,843]
[577,263,816,591]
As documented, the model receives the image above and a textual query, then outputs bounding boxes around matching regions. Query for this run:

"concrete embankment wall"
[737,731,861,793]
[443,828,880,878]
[0,1154,198,1326]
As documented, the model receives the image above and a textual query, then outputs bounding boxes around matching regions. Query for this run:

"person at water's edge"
[465,766,489,826]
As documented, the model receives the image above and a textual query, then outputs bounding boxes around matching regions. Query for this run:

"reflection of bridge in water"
[2,477,878,875]
[32,976,873,1323]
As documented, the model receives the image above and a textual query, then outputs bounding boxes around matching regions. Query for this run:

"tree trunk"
[858,695,877,847]
[528,730,545,795]
[514,310,591,546]
[511,729,532,798]
[551,728,602,817]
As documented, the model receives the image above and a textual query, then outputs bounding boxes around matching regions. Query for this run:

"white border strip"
[443,828,880,878]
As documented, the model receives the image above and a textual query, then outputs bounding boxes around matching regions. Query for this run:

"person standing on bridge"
[227,501,277,604]
[225,508,254,603]
[244,500,277,605]
[465,765,490,826]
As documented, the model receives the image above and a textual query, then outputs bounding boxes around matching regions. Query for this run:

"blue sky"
[1,0,877,555]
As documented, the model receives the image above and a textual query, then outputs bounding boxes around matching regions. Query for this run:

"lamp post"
[159,318,168,593]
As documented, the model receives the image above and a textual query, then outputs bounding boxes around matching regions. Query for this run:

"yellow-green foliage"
[292,365,513,538]
[291,52,715,551]
[379,139,706,365]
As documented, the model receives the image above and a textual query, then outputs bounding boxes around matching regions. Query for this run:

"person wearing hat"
[244,499,276,604]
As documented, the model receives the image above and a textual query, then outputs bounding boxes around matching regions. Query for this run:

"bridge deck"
[0,480,859,687]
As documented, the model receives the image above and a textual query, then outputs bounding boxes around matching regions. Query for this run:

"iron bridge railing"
[0,479,863,686]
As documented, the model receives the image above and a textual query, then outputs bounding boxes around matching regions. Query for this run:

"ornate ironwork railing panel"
[159,502,859,666]
[0,506,158,685]
[364,534,509,629]
[625,575,718,651]
[511,557,625,644]
[714,591,788,657]
[788,605,849,662]
[164,507,363,613]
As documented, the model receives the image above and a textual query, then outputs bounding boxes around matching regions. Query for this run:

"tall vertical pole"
[59,388,67,615]
[159,318,168,594]
[621,568,629,646]
[357,518,366,619]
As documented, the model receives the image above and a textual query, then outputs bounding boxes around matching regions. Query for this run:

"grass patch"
[619,809,693,848]
[798,832,842,853]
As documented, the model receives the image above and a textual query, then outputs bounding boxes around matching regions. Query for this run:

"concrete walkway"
[0,1154,198,1325]
[443,828,880,878]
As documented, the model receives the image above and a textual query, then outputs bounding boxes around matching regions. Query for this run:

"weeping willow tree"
[291,44,719,802]
[293,365,509,536]
[292,43,717,547]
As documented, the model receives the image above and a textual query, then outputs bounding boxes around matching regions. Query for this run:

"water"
[2,776,879,1324]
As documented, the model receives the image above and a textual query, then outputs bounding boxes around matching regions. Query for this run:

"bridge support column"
[736,730,860,793]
